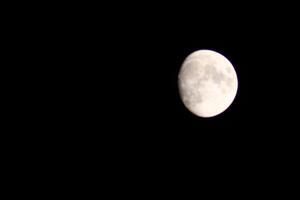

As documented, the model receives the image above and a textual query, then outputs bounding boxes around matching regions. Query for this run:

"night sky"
[10,2,299,193]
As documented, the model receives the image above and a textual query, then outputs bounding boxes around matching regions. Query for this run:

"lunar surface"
[178,50,238,117]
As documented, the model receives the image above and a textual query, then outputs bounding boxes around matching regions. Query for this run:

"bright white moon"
[178,49,238,117]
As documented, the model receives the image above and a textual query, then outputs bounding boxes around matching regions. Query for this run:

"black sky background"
[6,2,300,194]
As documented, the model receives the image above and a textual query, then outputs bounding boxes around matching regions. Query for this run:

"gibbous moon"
[178,49,238,118]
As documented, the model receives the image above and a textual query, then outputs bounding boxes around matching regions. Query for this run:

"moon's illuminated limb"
[178,50,238,117]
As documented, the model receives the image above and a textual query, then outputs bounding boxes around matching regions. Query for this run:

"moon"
[178,49,238,118]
